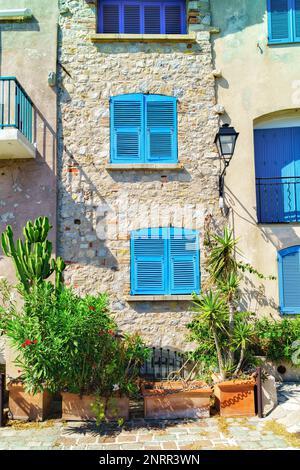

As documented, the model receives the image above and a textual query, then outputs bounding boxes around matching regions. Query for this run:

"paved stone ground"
[0,383,299,451]
[266,383,300,434]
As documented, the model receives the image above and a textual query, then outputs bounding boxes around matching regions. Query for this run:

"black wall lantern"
[214,123,239,211]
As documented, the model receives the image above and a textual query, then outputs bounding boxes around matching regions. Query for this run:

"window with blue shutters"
[278,246,300,313]
[268,0,300,43]
[98,0,187,35]
[254,126,300,223]
[130,227,200,295]
[110,94,178,164]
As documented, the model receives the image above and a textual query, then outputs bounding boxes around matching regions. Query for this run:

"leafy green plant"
[1,217,65,292]
[5,283,149,397]
[189,226,274,380]
[252,317,300,363]
[0,279,17,335]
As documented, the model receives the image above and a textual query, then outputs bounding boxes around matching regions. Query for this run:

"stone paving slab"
[0,383,299,450]
[0,416,299,450]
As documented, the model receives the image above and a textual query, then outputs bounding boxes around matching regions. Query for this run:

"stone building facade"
[210,0,300,319]
[57,0,223,350]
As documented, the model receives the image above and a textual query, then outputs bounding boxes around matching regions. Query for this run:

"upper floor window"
[278,246,300,313]
[98,0,187,34]
[254,125,300,223]
[110,93,178,164]
[268,0,300,44]
[130,227,200,295]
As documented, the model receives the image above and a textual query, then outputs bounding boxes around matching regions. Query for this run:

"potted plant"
[253,317,300,382]
[60,315,149,423]
[2,278,149,423]
[188,225,275,417]
[141,378,212,420]
[0,217,66,421]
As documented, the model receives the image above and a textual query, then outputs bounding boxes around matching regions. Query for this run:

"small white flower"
[113,384,120,391]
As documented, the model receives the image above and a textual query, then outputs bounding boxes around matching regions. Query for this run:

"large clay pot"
[8,382,52,421]
[214,379,256,417]
[141,381,212,420]
[61,392,130,421]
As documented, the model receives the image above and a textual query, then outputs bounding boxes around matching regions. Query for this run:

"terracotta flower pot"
[214,379,256,417]
[61,392,130,421]
[8,383,52,422]
[141,381,212,420]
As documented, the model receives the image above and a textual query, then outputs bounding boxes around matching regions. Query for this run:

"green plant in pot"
[58,295,149,423]
[188,226,275,417]
[0,217,67,421]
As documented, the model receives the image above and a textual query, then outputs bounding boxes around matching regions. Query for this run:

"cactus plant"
[1,216,66,292]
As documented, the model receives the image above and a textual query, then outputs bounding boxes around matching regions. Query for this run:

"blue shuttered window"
[254,127,300,223]
[110,94,177,164]
[268,0,300,43]
[98,0,187,34]
[278,246,300,313]
[131,228,200,295]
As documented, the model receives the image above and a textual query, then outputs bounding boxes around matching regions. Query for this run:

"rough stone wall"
[58,0,223,350]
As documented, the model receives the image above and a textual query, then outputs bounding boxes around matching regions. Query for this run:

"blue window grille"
[98,0,187,34]
[268,0,300,44]
[278,246,300,314]
[130,227,200,295]
[110,94,178,164]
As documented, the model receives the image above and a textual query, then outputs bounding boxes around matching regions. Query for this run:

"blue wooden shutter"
[165,3,183,34]
[144,5,161,34]
[124,3,141,33]
[254,127,295,223]
[131,228,167,295]
[294,0,300,40]
[110,94,144,163]
[145,95,177,163]
[101,2,121,33]
[169,228,200,294]
[279,246,300,313]
[268,0,291,43]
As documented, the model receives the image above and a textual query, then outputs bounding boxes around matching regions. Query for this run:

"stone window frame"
[90,0,211,42]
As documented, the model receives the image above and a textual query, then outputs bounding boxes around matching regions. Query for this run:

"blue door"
[254,127,300,223]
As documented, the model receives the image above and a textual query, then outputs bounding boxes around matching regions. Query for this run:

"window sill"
[126,295,193,301]
[0,9,32,21]
[268,40,300,46]
[90,33,197,43]
[106,163,183,171]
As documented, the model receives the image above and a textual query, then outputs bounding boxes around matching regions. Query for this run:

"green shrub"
[252,317,300,363]
[5,283,149,396]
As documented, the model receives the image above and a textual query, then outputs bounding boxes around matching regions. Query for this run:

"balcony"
[256,176,300,223]
[0,77,35,159]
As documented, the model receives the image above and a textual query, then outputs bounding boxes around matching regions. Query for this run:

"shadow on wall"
[223,185,279,316]
[0,16,40,74]
[210,0,266,121]
[57,145,118,272]
[210,0,265,40]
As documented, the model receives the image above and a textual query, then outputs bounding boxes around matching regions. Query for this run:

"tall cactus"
[1,216,66,292]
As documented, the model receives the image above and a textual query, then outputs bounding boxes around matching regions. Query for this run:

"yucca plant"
[192,290,229,380]
[189,225,274,379]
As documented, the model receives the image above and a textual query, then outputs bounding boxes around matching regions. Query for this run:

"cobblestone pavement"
[266,383,300,434]
[0,384,299,451]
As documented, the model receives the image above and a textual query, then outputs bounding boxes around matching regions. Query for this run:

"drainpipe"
[0,373,4,427]
[256,367,263,419]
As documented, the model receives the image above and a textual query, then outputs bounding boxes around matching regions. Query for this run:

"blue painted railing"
[256,176,300,223]
[0,77,33,143]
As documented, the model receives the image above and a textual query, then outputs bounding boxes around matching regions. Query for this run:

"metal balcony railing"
[256,176,300,223]
[0,77,33,143]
